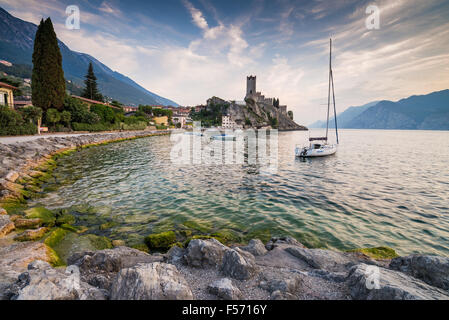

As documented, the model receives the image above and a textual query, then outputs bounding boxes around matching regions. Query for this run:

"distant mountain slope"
[309,90,449,130]
[346,90,449,130]
[0,7,178,106]
[309,101,379,128]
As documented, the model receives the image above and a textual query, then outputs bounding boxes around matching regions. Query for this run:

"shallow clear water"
[33,129,449,256]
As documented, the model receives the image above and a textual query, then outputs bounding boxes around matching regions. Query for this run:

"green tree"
[82,62,103,102]
[60,110,71,127]
[287,110,293,120]
[31,18,66,111]
[46,108,60,128]
[21,106,43,124]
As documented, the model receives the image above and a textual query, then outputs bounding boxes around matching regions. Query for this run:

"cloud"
[183,0,209,31]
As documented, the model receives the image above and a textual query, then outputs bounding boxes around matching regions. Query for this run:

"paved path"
[0,133,115,144]
[0,130,175,144]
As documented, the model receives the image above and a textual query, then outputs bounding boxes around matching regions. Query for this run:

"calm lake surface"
[33,129,449,256]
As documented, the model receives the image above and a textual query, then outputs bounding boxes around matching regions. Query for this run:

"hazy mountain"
[309,90,449,130]
[346,90,449,130]
[309,101,379,128]
[0,7,178,106]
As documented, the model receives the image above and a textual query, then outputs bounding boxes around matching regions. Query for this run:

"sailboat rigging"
[296,38,339,158]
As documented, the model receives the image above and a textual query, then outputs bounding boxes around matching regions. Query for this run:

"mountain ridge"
[309,90,449,130]
[0,7,178,106]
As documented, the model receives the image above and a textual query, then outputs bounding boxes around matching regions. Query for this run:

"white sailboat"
[296,38,339,158]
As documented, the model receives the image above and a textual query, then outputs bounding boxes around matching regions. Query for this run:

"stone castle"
[245,76,287,114]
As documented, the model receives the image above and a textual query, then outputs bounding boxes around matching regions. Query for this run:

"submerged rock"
[390,255,449,291]
[208,278,243,300]
[184,238,228,268]
[14,218,42,229]
[110,262,193,300]
[347,263,449,300]
[221,248,258,280]
[14,227,48,241]
[24,207,55,227]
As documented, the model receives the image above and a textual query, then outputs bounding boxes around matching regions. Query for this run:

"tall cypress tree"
[32,18,66,111]
[82,62,103,102]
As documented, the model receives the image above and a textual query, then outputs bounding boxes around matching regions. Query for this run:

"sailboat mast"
[325,39,332,141]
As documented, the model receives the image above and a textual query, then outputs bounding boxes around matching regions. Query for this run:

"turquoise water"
[33,129,449,256]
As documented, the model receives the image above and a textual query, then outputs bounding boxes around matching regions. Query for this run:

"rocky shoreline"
[1,131,449,300]
[0,236,448,300]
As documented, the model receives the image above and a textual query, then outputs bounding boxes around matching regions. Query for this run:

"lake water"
[33,129,449,256]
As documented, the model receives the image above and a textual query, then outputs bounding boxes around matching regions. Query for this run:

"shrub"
[72,122,120,132]
[122,121,147,131]
[91,104,117,123]
[0,105,37,136]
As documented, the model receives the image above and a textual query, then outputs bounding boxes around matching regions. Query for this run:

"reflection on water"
[32,129,449,256]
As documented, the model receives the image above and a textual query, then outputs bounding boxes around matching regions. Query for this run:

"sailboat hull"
[296,144,337,158]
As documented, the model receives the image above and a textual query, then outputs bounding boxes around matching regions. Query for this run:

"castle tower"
[246,76,256,96]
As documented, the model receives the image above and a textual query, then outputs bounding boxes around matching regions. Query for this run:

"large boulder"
[11,261,106,300]
[390,255,449,291]
[0,243,61,300]
[285,247,376,273]
[184,239,228,268]
[240,239,267,256]
[0,215,15,238]
[110,262,193,300]
[68,246,163,291]
[259,272,301,295]
[265,236,305,250]
[208,278,243,300]
[221,248,258,280]
[347,263,449,300]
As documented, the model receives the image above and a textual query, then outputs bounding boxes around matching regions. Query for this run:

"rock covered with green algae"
[50,232,113,264]
[346,247,399,260]
[14,227,49,241]
[24,207,56,227]
[144,231,177,251]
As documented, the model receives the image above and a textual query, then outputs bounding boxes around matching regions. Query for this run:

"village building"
[122,105,139,113]
[221,115,243,130]
[172,114,189,128]
[0,81,17,108]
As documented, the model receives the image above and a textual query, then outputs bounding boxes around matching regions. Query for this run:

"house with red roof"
[0,82,18,108]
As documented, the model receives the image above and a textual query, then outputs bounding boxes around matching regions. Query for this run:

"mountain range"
[0,7,178,106]
[309,90,449,130]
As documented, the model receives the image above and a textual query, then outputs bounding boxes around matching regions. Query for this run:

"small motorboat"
[297,38,339,159]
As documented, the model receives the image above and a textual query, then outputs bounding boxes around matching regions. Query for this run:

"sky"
[1,0,449,124]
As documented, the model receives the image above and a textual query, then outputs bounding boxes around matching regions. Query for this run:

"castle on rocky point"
[245,75,287,114]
